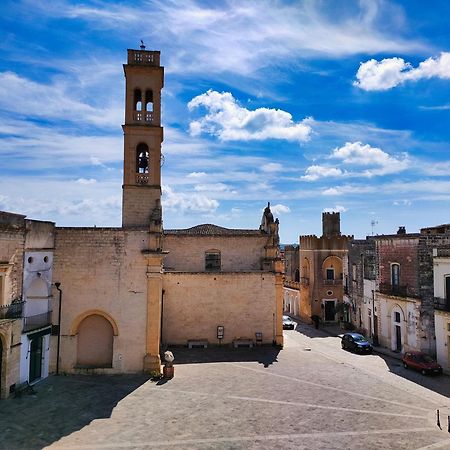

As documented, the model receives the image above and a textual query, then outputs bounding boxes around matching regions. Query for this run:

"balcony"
[434,297,450,312]
[127,49,160,66]
[0,301,24,320]
[284,280,300,290]
[23,311,52,333]
[378,283,410,298]
[323,279,343,286]
[133,111,154,124]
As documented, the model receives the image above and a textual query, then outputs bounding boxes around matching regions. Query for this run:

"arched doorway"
[77,314,114,368]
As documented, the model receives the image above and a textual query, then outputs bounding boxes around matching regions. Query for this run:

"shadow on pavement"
[0,374,149,450]
[166,346,281,368]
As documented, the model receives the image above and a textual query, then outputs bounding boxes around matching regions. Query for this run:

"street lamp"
[54,282,62,375]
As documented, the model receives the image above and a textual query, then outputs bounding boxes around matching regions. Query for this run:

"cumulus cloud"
[162,185,219,213]
[323,205,347,213]
[188,90,311,142]
[330,141,409,176]
[270,204,291,215]
[75,178,97,184]
[354,52,450,91]
[301,165,343,181]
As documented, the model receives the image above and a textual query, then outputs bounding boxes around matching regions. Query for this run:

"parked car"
[341,332,373,354]
[282,315,296,330]
[402,351,442,375]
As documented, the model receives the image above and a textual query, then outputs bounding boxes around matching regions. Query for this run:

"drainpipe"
[54,282,62,375]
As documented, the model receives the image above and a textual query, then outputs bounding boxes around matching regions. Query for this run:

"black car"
[341,332,373,354]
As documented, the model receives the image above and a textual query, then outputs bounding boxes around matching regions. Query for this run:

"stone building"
[283,245,300,316]
[50,47,283,377]
[0,212,54,398]
[298,212,352,323]
[347,224,450,361]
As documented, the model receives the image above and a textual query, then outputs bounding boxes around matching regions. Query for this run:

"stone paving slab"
[1,325,450,450]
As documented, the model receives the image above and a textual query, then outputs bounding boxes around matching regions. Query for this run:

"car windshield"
[283,317,291,322]
[353,335,367,342]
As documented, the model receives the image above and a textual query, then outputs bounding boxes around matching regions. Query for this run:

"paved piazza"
[2,323,450,450]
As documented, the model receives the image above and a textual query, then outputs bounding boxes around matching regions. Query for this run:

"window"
[391,263,400,287]
[145,89,153,112]
[134,89,142,111]
[394,311,401,323]
[446,275,450,302]
[326,268,334,280]
[136,143,149,174]
[205,251,221,272]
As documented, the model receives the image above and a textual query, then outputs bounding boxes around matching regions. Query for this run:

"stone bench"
[187,339,209,349]
[233,338,254,348]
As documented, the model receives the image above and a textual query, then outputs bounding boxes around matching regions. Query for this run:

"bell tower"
[122,46,164,228]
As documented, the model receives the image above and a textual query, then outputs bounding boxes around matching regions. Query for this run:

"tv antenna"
[371,220,378,236]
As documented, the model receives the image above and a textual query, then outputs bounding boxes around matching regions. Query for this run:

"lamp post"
[54,282,62,375]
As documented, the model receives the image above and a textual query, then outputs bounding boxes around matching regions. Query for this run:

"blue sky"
[1,0,450,242]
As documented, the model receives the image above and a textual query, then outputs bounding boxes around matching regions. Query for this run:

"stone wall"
[52,227,149,373]
[163,234,267,272]
[162,272,277,345]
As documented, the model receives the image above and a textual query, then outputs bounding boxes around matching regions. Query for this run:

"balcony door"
[29,336,43,382]
[446,276,450,308]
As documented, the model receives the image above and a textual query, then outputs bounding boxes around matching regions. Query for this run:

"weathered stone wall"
[0,319,22,398]
[162,272,276,345]
[52,227,149,373]
[284,245,299,281]
[163,234,267,272]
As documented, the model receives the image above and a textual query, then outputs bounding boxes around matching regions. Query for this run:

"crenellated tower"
[122,47,164,228]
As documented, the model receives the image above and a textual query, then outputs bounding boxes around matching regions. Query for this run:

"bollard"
[437,410,441,429]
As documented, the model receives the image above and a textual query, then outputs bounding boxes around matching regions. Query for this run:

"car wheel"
[403,362,408,369]
[421,369,427,376]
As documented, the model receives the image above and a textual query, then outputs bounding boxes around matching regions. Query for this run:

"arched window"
[134,89,142,111]
[391,263,400,287]
[136,143,149,174]
[145,89,153,112]
[77,314,114,368]
[205,250,221,272]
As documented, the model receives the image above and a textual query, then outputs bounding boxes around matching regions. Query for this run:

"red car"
[402,351,442,375]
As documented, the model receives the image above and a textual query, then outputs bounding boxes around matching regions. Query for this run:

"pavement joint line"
[226,362,433,412]
[288,332,450,408]
[46,427,439,449]
[415,439,450,450]
[142,387,427,419]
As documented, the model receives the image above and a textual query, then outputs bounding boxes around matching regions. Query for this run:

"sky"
[1,0,450,243]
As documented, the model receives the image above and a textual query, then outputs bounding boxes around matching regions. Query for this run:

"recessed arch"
[70,309,119,336]
[322,255,343,280]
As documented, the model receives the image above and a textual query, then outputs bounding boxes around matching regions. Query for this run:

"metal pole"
[55,282,62,375]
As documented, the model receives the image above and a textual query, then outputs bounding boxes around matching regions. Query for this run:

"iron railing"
[0,301,24,320]
[378,283,409,297]
[434,297,450,312]
[23,311,52,332]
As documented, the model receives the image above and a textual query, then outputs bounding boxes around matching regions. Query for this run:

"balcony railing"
[0,301,24,320]
[323,279,343,286]
[23,311,52,333]
[284,280,300,290]
[434,297,450,312]
[378,283,409,297]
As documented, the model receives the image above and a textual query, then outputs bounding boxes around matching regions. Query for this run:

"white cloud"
[35,0,425,77]
[323,205,347,213]
[162,185,219,213]
[188,90,312,142]
[0,71,122,127]
[302,165,343,181]
[194,183,232,193]
[75,178,97,185]
[322,187,342,196]
[354,52,450,91]
[270,204,291,215]
[330,141,409,176]
[261,163,283,172]
[187,172,207,178]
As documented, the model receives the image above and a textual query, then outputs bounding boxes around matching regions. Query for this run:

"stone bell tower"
[122,46,165,373]
[122,46,164,228]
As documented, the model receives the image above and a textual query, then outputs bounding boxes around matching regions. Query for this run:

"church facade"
[50,48,283,375]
